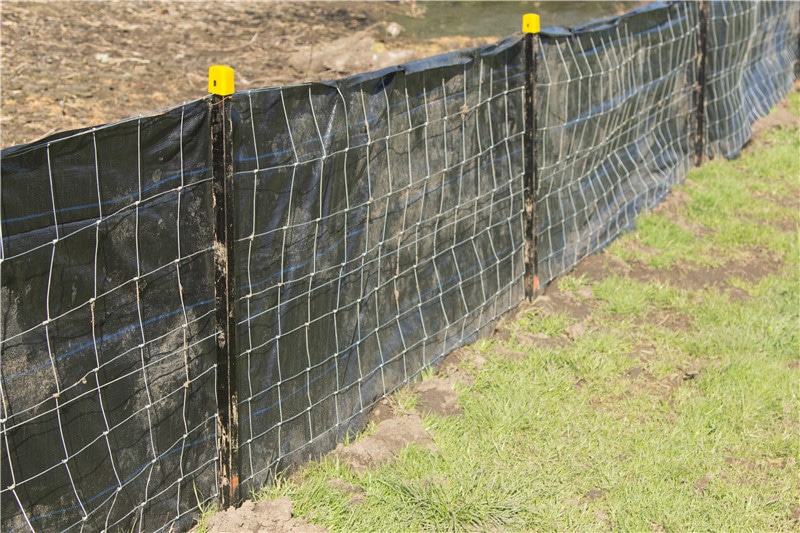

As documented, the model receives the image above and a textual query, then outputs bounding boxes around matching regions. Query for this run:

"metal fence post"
[694,1,708,167]
[208,65,240,508]
[523,14,541,300]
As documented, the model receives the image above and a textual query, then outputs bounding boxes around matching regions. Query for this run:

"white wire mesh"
[535,2,699,287]
[0,102,219,533]
[230,37,527,489]
[704,0,799,160]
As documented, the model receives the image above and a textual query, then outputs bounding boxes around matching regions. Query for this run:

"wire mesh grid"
[704,1,799,160]
[534,2,699,287]
[230,37,527,489]
[0,101,219,533]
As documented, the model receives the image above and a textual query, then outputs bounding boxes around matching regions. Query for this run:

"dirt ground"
[0,1,497,148]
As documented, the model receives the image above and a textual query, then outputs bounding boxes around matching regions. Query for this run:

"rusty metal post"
[694,1,708,167]
[209,65,240,508]
[523,14,540,299]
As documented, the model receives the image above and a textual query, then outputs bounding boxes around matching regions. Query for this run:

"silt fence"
[1,1,797,531]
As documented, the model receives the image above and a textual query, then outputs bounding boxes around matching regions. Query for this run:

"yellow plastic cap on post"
[522,13,540,34]
[208,65,235,96]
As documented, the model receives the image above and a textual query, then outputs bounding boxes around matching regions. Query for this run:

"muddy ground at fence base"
[0,1,498,149]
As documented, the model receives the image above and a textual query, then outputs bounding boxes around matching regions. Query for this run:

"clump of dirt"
[572,254,630,282]
[533,285,596,321]
[330,414,435,474]
[203,497,327,533]
[287,28,419,76]
[412,374,462,416]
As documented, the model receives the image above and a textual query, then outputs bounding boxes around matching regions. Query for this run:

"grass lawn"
[199,93,799,533]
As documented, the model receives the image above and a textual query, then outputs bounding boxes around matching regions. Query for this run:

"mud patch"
[629,250,783,293]
[625,367,699,406]
[693,473,713,495]
[565,322,589,340]
[652,188,692,219]
[495,343,531,359]
[639,310,694,331]
[572,247,782,298]
[203,497,327,533]
[412,375,462,416]
[331,414,435,474]
[572,254,631,282]
[532,284,596,321]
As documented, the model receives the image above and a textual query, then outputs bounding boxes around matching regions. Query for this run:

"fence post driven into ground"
[694,1,708,167]
[208,65,241,508]
[523,13,540,300]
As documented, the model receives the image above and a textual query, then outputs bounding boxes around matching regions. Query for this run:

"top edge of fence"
[0,0,691,155]
[237,32,524,97]
[0,0,750,156]
[538,0,687,38]
[0,95,212,158]
[0,32,528,156]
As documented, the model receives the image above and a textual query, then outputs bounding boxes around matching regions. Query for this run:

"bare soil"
[202,497,327,533]
[0,1,496,148]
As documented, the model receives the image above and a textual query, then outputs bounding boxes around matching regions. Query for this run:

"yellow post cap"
[522,13,540,34]
[208,65,235,96]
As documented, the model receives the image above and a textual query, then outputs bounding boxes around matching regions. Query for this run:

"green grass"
[190,482,218,533]
[249,98,800,531]
[610,92,800,271]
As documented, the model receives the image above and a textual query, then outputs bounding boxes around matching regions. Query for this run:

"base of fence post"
[209,66,240,509]
[523,15,540,300]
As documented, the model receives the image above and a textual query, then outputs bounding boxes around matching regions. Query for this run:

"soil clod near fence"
[332,414,436,474]
[203,497,327,533]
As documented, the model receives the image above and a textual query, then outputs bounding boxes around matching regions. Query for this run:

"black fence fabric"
[1,103,220,532]
[704,1,799,160]
[534,1,699,287]
[230,35,526,490]
[1,1,797,532]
